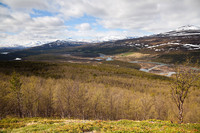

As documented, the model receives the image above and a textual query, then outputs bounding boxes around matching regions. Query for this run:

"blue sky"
[0,0,199,47]
[30,9,56,18]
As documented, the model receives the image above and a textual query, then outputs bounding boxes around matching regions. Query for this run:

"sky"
[0,0,200,47]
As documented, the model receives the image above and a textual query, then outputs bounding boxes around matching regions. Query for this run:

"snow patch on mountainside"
[183,44,200,50]
[146,42,200,51]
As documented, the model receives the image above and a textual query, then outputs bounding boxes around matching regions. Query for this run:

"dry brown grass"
[125,52,150,58]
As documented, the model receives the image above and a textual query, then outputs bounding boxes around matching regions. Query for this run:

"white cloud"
[0,6,30,33]
[0,0,200,47]
[0,6,68,47]
[56,0,200,32]
[75,23,92,31]
[0,0,54,11]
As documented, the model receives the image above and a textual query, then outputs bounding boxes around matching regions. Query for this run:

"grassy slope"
[0,118,199,133]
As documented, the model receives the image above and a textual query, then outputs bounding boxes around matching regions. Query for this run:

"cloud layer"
[0,0,200,47]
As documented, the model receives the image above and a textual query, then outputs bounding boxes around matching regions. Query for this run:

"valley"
[1,0,200,132]
[0,25,200,132]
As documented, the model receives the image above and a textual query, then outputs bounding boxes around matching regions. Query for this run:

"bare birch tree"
[171,63,199,123]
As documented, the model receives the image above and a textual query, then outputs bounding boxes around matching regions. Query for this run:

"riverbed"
[130,61,176,77]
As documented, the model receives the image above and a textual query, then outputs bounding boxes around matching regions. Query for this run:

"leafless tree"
[171,63,199,123]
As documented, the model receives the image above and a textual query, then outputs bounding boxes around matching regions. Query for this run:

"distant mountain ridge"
[0,25,199,61]
[97,25,200,52]
[176,25,200,31]
[33,40,88,48]
[155,25,200,37]
[1,25,200,50]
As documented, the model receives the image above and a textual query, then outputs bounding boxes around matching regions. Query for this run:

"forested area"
[0,61,199,123]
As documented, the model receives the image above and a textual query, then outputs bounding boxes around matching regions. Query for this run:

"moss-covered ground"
[0,118,199,133]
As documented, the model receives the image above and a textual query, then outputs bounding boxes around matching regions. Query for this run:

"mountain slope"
[110,25,200,52]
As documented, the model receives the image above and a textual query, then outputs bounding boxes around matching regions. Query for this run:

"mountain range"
[0,25,199,62]
[27,25,200,51]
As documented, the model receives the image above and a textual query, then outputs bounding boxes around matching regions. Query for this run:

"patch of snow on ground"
[183,44,200,50]
[14,58,22,60]
[1,52,9,55]
[147,43,172,49]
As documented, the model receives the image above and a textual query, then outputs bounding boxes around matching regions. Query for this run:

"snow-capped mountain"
[25,41,51,47]
[176,25,200,31]
[105,25,200,52]
[157,25,200,37]
[29,40,89,50]
[1,25,199,59]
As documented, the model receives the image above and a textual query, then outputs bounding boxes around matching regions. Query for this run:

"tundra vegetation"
[0,61,199,132]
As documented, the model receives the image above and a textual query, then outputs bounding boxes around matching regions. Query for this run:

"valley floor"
[0,118,199,133]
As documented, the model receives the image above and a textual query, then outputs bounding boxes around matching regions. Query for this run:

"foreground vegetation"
[0,118,199,133]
